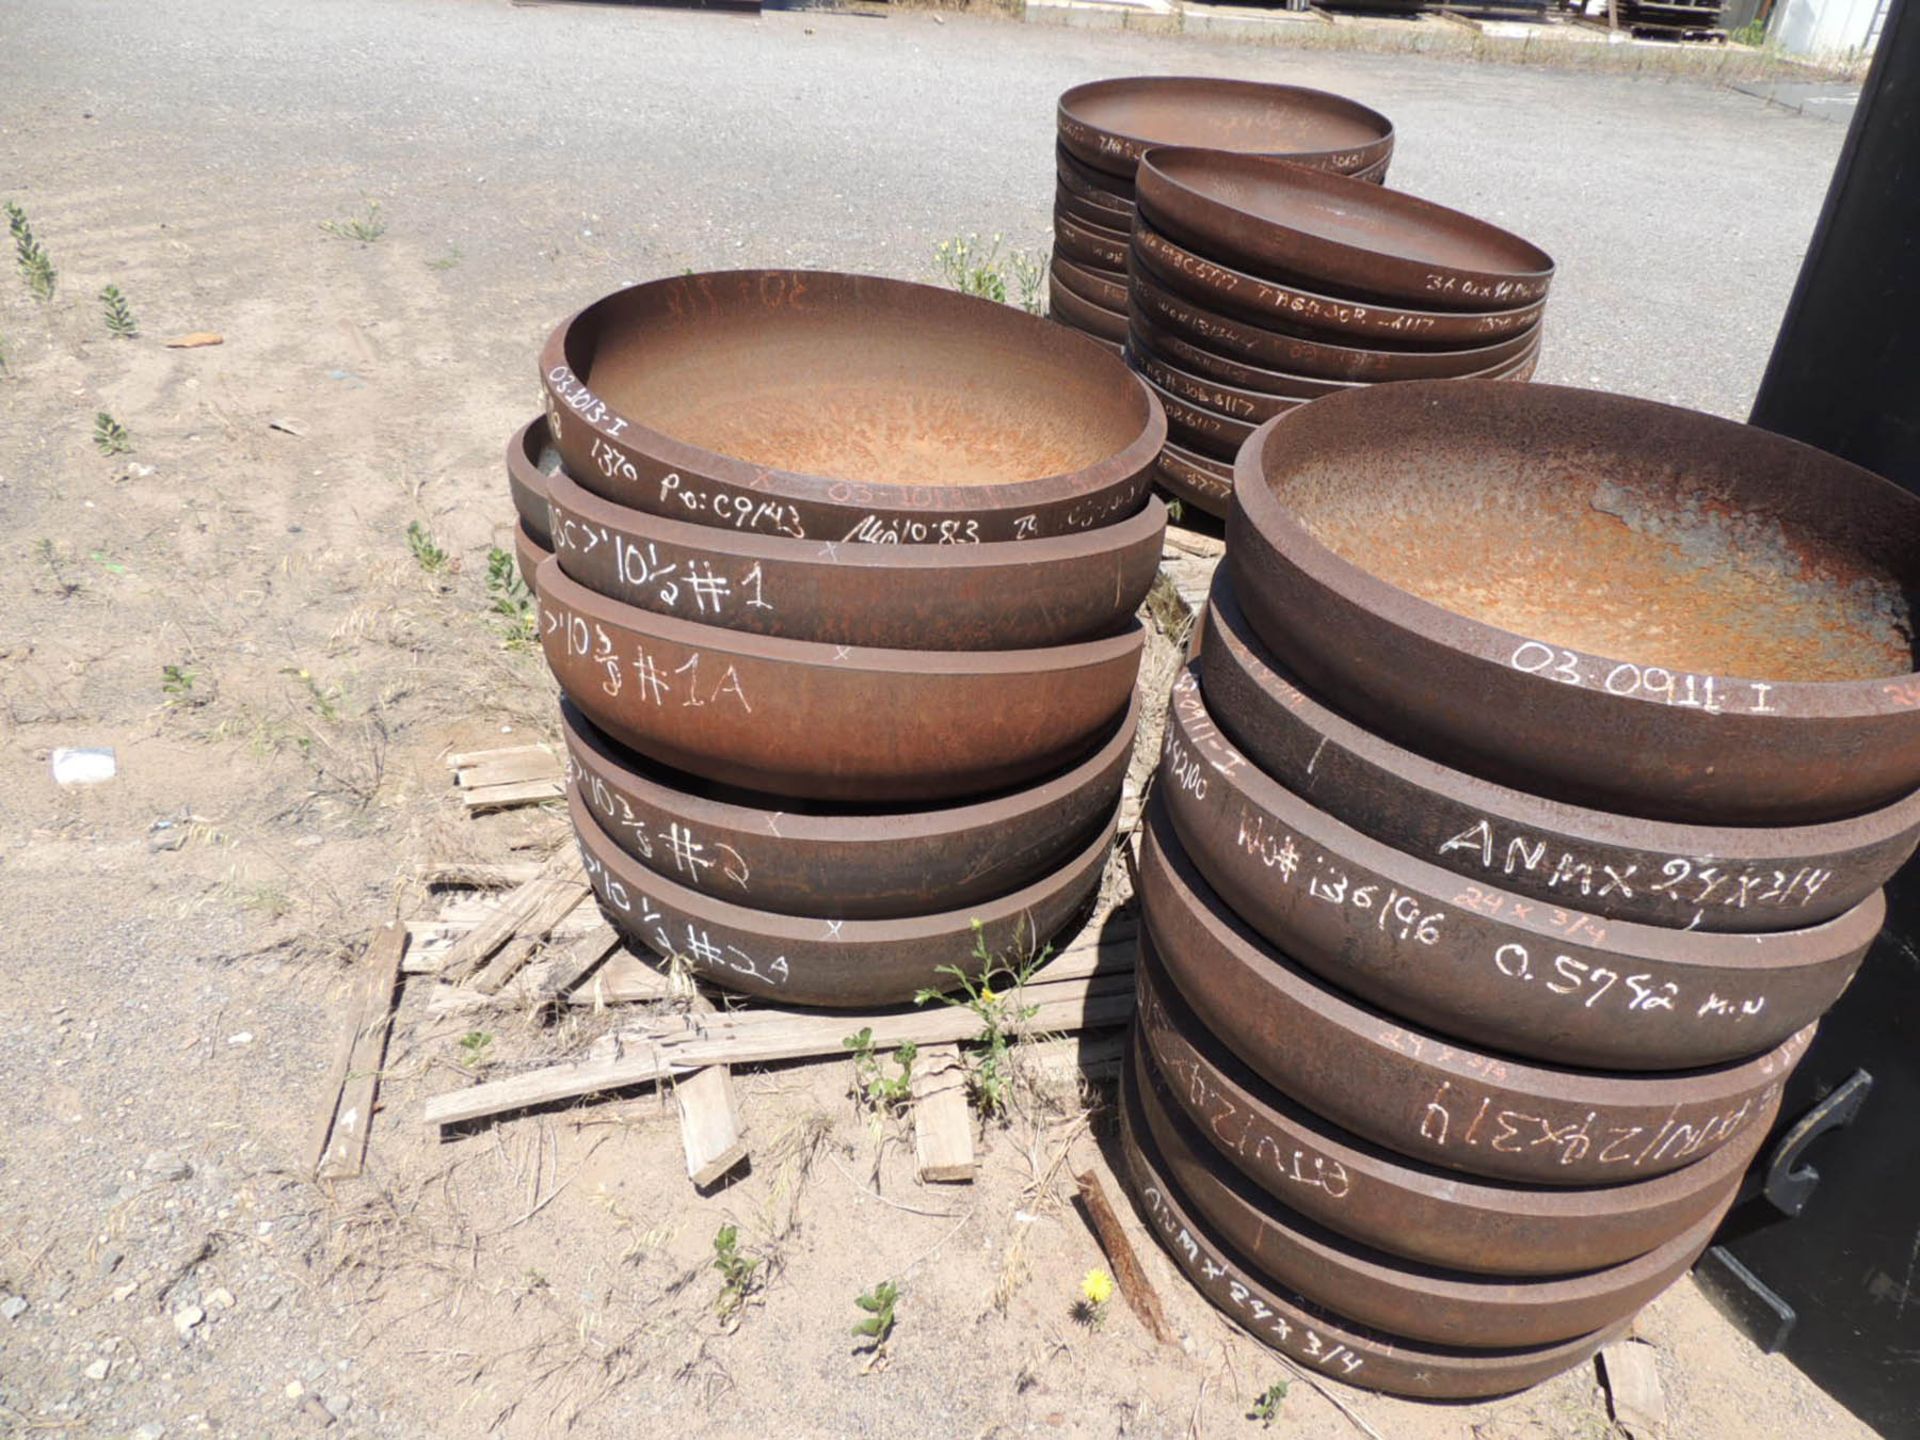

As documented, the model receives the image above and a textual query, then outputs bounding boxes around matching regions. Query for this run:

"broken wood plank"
[469,878,590,994]
[1076,1167,1176,1346]
[675,1063,748,1186]
[461,777,565,813]
[1162,528,1225,559]
[455,750,563,790]
[1600,1339,1667,1439]
[542,921,626,999]
[420,860,543,889]
[911,1043,976,1184]
[437,852,579,983]
[425,973,1133,1129]
[446,743,552,770]
[308,922,409,1180]
[568,946,677,1005]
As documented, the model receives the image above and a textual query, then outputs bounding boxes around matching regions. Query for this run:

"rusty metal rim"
[1049,279,1129,344]
[1129,344,1307,423]
[540,270,1166,545]
[1201,574,1920,932]
[1226,381,1920,824]
[1128,253,1546,378]
[515,521,550,595]
[1116,1057,1630,1399]
[522,416,1167,650]
[1051,255,1129,312]
[1131,1037,1731,1347]
[541,556,1144,803]
[564,692,1136,921]
[1136,950,1774,1277]
[1137,371,1269,464]
[1153,444,1233,520]
[1128,304,1541,401]
[1056,145,1136,216]
[1137,148,1555,312]
[570,784,1116,1008]
[1056,183,1132,237]
[507,425,555,547]
[1139,793,1815,1185]
[1162,657,1882,1070]
[1058,77,1395,181]
[1132,220,1547,347]
[1054,209,1131,271]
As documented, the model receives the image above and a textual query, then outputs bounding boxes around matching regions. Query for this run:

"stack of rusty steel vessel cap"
[1050,77,1394,358]
[1127,148,1554,519]
[1123,379,1920,1398]
[505,270,1170,1009]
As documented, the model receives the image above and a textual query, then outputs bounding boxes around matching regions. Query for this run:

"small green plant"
[37,538,81,598]
[1165,498,1184,524]
[99,284,138,338]
[281,666,343,724]
[407,520,449,574]
[8,202,55,301]
[844,1026,917,1114]
[161,664,199,704]
[457,1030,494,1069]
[711,1224,763,1323]
[1248,1380,1289,1426]
[851,1279,900,1358]
[321,198,387,244]
[914,921,1047,1119]
[426,245,462,271]
[93,412,132,455]
[934,233,1048,316]
[1072,1267,1114,1329]
[486,545,538,648]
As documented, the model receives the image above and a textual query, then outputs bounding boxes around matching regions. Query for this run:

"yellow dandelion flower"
[1082,1268,1115,1306]
[980,982,998,1004]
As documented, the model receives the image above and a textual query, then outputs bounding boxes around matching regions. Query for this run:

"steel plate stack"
[1051,77,1394,358]
[507,269,1169,1008]
[1121,380,1920,1397]
[1125,148,1554,519]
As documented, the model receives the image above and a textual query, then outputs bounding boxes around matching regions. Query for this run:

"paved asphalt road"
[1,0,1844,420]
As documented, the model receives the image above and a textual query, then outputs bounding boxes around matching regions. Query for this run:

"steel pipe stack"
[1125,149,1553,519]
[1051,78,1394,358]
[508,269,1168,1008]
[1123,380,1920,1397]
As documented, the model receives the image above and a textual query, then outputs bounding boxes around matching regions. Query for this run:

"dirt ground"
[0,2,1882,1438]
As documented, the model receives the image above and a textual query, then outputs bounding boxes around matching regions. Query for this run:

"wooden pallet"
[448,744,564,813]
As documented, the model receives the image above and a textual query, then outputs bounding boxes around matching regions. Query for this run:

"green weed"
[321,198,387,244]
[8,202,55,301]
[843,1026,917,1115]
[712,1224,764,1323]
[93,412,132,455]
[935,232,1048,316]
[99,284,138,338]
[485,545,537,648]
[1248,1380,1289,1426]
[407,520,450,574]
[457,1030,494,1069]
[852,1279,900,1358]
[915,921,1046,1120]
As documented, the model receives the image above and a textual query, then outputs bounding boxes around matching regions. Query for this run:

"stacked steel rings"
[1124,147,1552,519]
[1122,379,1920,1397]
[509,269,1168,1008]
[1051,77,1394,360]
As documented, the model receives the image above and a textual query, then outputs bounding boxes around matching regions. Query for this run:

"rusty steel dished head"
[1055,185,1134,239]
[1128,304,1539,402]
[1153,442,1234,520]
[1129,255,1545,380]
[1130,1038,1731,1348]
[1132,221,1546,348]
[570,785,1113,1008]
[1048,279,1129,345]
[540,270,1164,546]
[1054,208,1131,274]
[1056,145,1136,218]
[1138,370,1266,465]
[1129,343,1303,424]
[1138,795,1816,1186]
[522,420,1167,651]
[1137,148,1554,313]
[1203,575,1920,933]
[1051,255,1128,313]
[539,557,1143,804]
[507,424,556,548]
[1160,661,1880,1072]
[1058,77,1394,183]
[1136,952,1773,1277]
[563,691,1136,921]
[1228,381,1920,826]
[1116,1054,1630,1401]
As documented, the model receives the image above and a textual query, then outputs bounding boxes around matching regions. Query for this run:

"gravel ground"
[0,4,1860,1439]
